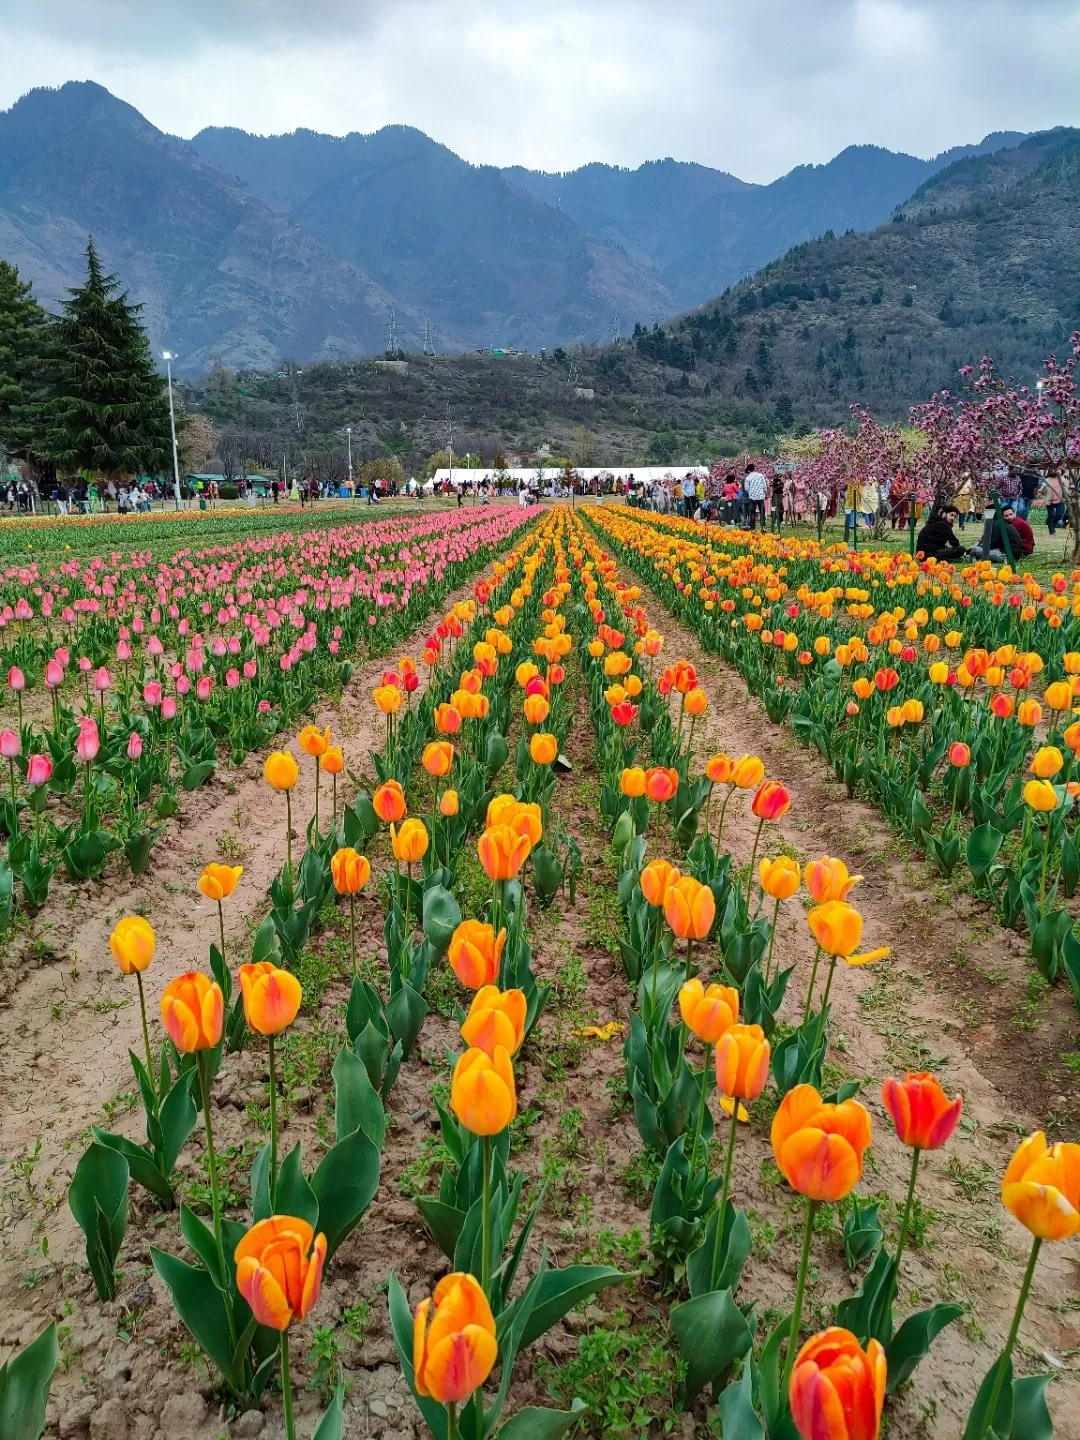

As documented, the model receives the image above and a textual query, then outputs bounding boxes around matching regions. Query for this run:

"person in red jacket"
[1002,505,1035,557]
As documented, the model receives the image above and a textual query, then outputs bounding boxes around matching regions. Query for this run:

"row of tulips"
[0,507,539,920]
[563,507,1078,1439]
[583,504,1080,1004]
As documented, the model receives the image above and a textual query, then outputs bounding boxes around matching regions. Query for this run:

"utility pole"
[291,369,304,433]
[346,426,353,494]
[423,315,436,356]
[162,351,182,510]
[446,404,454,495]
[386,308,398,356]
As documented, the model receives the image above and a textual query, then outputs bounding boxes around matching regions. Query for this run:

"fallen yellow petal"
[719,1096,751,1123]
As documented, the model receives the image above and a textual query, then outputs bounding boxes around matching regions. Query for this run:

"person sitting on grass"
[916,504,967,562]
[967,510,1024,564]
[1001,504,1035,557]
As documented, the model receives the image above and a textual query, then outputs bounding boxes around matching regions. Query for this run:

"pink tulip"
[169,662,183,680]
[161,696,177,720]
[94,667,112,693]
[148,635,164,657]
[45,660,64,689]
[225,668,240,689]
[55,647,70,666]
[143,681,162,707]
[176,675,191,697]
[75,729,99,763]
[258,700,272,714]
[127,732,143,761]
[243,660,257,680]
[116,640,132,662]
[7,667,24,692]
[0,729,20,759]
[78,656,92,674]
[196,676,212,702]
[27,754,52,787]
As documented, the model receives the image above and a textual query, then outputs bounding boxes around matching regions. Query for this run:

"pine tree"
[0,260,52,462]
[41,240,171,478]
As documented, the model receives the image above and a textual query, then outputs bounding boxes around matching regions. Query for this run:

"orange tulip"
[1031,745,1064,779]
[731,755,765,789]
[391,818,429,864]
[450,1046,517,1135]
[714,1023,770,1101]
[771,1083,872,1201]
[448,919,507,988]
[678,978,738,1044]
[477,825,532,880]
[413,1272,497,1405]
[620,766,646,797]
[239,961,303,1036]
[1017,699,1043,727]
[881,1072,963,1150]
[644,766,679,803]
[434,703,462,735]
[523,694,550,725]
[751,779,791,820]
[198,863,244,901]
[234,1216,326,1332]
[440,788,459,817]
[298,724,330,757]
[664,875,716,941]
[161,971,224,1053]
[789,1328,886,1440]
[460,985,527,1056]
[320,745,344,775]
[529,732,558,765]
[373,779,407,823]
[1064,720,1080,754]
[760,855,801,900]
[264,750,299,791]
[852,677,874,701]
[684,687,708,717]
[1044,680,1073,711]
[948,741,971,768]
[1001,1131,1080,1240]
[423,741,455,777]
[331,846,371,895]
[705,753,733,784]
[110,915,155,974]
[640,859,680,907]
[990,692,1015,720]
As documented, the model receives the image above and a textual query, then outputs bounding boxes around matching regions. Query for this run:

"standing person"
[1016,468,1040,520]
[770,469,785,533]
[952,475,973,530]
[743,461,768,530]
[681,473,696,519]
[1038,471,1065,536]
[861,479,879,531]
[793,469,808,525]
[128,482,141,513]
[722,472,739,525]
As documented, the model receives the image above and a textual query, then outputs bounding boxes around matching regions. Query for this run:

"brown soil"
[2,536,1078,1440]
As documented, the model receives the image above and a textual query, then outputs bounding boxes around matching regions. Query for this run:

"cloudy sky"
[2,0,1079,180]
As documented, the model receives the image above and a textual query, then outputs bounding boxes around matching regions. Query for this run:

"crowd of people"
[916,467,1068,563]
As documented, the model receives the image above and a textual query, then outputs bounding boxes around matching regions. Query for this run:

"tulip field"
[0,500,1077,1440]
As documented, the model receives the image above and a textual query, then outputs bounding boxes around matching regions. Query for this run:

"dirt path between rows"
[629,573,1080,1438]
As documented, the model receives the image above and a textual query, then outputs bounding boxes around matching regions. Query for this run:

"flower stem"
[313,758,320,834]
[893,1146,921,1280]
[979,1235,1042,1440]
[764,898,781,986]
[801,945,823,1026]
[446,1402,458,1440]
[481,1135,492,1296]
[135,971,157,1106]
[709,1105,740,1291]
[196,1052,234,1340]
[217,900,226,966]
[745,817,765,908]
[268,1033,279,1203]
[285,790,293,878]
[782,1200,819,1398]
[812,955,839,1055]
[349,894,357,976]
[280,1328,296,1440]
[688,1044,712,1174]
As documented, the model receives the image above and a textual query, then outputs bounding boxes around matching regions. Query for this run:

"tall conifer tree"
[41,240,171,477]
[0,260,52,463]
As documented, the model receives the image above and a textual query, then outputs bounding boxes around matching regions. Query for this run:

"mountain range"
[0,80,1034,373]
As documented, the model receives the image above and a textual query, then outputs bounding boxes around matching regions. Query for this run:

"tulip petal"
[424,1326,499,1405]
[236,1257,292,1331]
[779,1129,861,1202]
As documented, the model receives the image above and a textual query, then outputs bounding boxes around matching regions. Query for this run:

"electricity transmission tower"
[423,316,437,356]
[611,309,622,344]
[386,307,398,356]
